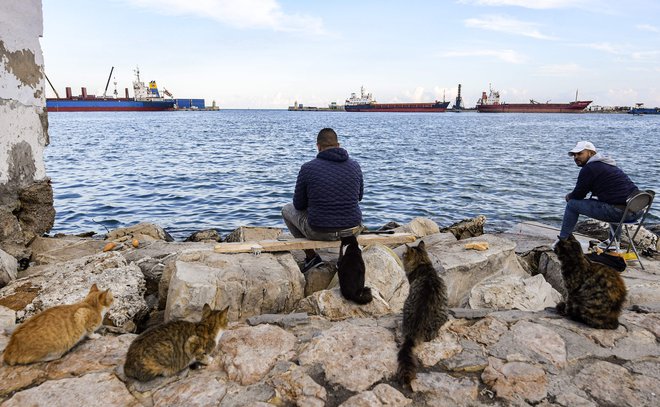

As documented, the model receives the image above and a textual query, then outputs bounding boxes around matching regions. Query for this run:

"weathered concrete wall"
[0,0,54,263]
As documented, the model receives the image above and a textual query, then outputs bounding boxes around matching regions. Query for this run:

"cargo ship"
[344,87,450,112]
[629,103,660,115]
[476,87,591,113]
[47,67,176,112]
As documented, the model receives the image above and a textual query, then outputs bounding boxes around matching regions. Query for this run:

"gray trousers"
[281,203,362,241]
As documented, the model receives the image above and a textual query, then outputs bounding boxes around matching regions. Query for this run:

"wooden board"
[213,233,417,254]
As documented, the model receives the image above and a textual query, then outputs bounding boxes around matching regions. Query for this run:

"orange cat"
[2,284,113,365]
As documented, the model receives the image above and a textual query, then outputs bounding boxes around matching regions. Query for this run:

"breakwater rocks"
[1,218,659,406]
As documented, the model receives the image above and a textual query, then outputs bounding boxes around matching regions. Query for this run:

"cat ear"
[202,303,212,318]
[89,284,99,293]
[418,240,426,250]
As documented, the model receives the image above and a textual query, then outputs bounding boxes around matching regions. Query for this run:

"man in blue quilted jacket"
[558,141,640,242]
[282,128,364,272]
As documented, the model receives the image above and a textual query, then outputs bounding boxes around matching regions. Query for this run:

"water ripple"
[45,111,660,240]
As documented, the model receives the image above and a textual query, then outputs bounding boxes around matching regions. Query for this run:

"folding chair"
[604,190,655,270]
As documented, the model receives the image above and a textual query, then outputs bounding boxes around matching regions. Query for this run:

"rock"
[218,324,296,385]
[184,229,222,242]
[481,357,548,403]
[106,222,174,242]
[393,217,440,237]
[246,312,310,328]
[151,372,229,406]
[468,274,562,311]
[421,234,529,307]
[488,320,568,370]
[0,305,16,333]
[297,288,392,320]
[28,236,105,266]
[0,249,18,287]
[164,250,304,322]
[340,383,411,406]
[411,372,480,407]
[573,360,660,407]
[304,262,336,297]
[536,250,566,297]
[267,362,327,407]
[2,372,139,406]
[0,252,147,328]
[575,219,609,240]
[224,226,282,243]
[298,320,398,392]
[440,215,486,240]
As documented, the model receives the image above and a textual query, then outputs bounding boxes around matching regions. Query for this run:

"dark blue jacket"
[293,147,363,230]
[568,154,638,205]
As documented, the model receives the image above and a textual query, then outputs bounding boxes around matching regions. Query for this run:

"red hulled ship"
[476,87,591,113]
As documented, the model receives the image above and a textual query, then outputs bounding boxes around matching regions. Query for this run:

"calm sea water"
[45,111,659,240]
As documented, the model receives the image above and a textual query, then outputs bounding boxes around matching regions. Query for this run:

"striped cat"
[124,304,229,381]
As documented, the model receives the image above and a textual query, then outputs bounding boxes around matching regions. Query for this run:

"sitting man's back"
[282,128,363,272]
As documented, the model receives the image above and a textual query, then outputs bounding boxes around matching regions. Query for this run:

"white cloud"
[464,15,558,40]
[636,24,660,33]
[631,50,660,60]
[458,0,589,9]
[441,49,526,64]
[119,0,324,33]
[574,42,622,54]
[535,63,584,76]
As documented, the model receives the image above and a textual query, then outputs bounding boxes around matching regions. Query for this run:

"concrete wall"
[0,0,54,263]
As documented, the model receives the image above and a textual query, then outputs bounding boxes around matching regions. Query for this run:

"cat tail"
[352,286,373,305]
[397,336,418,386]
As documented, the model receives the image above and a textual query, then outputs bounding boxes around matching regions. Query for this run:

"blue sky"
[41,0,660,108]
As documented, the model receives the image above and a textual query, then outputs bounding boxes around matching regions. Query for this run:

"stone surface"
[440,215,487,240]
[106,222,174,242]
[298,320,398,392]
[184,228,222,242]
[423,234,529,307]
[0,251,147,327]
[468,274,562,311]
[392,217,440,237]
[0,249,18,287]
[165,250,304,322]
[28,235,105,265]
[224,226,282,242]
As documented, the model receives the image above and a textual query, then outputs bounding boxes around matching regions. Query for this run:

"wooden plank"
[213,232,417,254]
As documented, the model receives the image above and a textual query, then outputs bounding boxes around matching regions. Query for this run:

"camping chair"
[604,190,655,270]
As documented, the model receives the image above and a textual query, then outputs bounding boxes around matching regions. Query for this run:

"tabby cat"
[2,284,113,365]
[397,240,448,386]
[336,235,373,304]
[553,234,626,329]
[124,304,229,381]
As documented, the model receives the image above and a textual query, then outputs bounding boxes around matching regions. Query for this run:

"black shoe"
[302,254,323,273]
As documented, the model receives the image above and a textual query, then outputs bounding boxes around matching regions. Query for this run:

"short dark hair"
[317,128,338,149]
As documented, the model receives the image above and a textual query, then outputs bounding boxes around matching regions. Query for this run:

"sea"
[45,110,659,240]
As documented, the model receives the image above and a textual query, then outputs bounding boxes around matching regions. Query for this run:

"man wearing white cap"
[558,141,640,241]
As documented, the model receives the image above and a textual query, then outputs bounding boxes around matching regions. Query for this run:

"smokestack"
[66,87,72,98]
[125,88,129,98]
[81,87,87,98]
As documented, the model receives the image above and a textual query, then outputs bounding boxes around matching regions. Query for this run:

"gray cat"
[397,240,448,386]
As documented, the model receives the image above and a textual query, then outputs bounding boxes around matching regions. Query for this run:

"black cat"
[336,235,373,304]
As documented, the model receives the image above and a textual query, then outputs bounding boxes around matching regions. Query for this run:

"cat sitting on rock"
[2,284,113,365]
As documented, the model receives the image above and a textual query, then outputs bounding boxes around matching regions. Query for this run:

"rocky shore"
[1,217,659,407]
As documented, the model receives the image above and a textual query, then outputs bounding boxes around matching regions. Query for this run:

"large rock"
[0,252,147,328]
[106,222,174,242]
[440,215,487,240]
[393,217,440,237]
[468,274,561,311]
[224,226,282,242]
[218,324,297,385]
[298,320,398,392]
[28,236,105,265]
[299,243,409,319]
[0,248,18,287]
[418,234,529,307]
[164,250,304,322]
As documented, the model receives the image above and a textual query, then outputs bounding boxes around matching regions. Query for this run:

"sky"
[40,0,660,109]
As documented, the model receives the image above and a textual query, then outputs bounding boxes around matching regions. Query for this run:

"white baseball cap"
[568,141,596,156]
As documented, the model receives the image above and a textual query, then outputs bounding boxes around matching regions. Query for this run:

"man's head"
[568,141,596,167]
[317,128,339,151]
